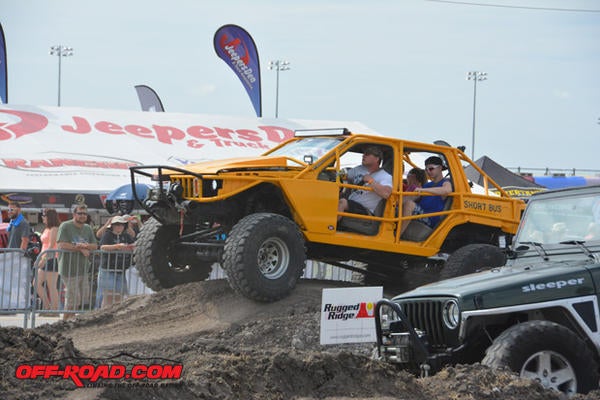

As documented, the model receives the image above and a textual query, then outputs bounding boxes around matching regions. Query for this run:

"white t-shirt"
[347,165,393,213]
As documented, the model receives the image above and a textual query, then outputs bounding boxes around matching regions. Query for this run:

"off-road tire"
[482,320,599,395]
[222,213,306,302]
[440,243,505,280]
[134,217,213,291]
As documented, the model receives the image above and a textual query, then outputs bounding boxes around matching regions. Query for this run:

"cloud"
[553,89,571,99]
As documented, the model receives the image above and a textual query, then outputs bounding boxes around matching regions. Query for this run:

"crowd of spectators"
[1,202,144,320]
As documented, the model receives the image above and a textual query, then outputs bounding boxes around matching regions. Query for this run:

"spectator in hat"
[95,214,138,239]
[337,145,392,221]
[401,156,452,234]
[97,215,135,308]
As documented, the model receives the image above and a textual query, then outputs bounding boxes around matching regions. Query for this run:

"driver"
[337,146,392,221]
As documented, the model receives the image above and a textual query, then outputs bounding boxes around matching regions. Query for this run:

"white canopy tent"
[0,104,376,211]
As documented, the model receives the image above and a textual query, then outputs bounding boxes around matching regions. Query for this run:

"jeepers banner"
[0,23,7,104]
[0,104,375,205]
[213,24,262,117]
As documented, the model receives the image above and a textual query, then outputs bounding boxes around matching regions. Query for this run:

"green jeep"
[375,185,600,396]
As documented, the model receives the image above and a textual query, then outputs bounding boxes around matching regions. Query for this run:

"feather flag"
[134,84,165,112]
[0,23,7,104]
[213,24,262,117]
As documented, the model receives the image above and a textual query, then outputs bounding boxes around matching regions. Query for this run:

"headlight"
[379,303,401,330]
[442,299,460,329]
[168,182,184,200]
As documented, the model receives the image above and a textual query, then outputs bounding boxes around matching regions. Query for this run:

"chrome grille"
[398,299,447,347]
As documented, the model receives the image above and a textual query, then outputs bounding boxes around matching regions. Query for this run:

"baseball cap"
[364,146,383,159]
[108,215,129,228]
[424,156,447,170]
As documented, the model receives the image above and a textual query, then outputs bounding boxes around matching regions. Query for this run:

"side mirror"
[303,155,315,165]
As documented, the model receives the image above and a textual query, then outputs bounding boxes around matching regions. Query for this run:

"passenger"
[57,203,98,320]
[337,146,392,221]
[35,208,61,312]
[401,156,452,234]
[97,215,135,308]
[403,167,426,202]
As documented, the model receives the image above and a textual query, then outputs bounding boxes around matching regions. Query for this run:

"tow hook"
[420,364,431,378]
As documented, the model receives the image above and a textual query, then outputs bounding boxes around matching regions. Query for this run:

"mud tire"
[134,217,213,291]
[440,243,505,280]
[222,213,306,302]
[482,320,599,395]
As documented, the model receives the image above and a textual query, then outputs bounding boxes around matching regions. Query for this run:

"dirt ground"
[2,279,600,400]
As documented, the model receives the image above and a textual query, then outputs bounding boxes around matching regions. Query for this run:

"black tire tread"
[134,217,212,291]
[134,218,164,291]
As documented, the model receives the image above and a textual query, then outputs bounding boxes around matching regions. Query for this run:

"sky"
[1,0,599,174]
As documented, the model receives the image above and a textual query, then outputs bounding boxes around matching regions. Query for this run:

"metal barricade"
[3,247,353,329]
[209,259,354,281]
[0,248,33,327]
[0,248,154,328]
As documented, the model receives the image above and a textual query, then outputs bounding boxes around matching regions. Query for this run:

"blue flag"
[214,24,262,117]
[0,23,7,103]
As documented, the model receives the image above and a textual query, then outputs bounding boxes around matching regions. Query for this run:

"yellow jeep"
[131,129,525,301]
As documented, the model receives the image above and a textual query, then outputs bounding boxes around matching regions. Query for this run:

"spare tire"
[440,243,506,280]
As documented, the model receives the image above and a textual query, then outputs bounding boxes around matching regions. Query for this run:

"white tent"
[0,104,376,210]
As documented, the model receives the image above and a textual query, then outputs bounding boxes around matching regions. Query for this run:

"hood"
[392,259,597,311]
[182,155,295,174]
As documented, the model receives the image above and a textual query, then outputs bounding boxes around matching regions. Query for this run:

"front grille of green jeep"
[397,299,447,347]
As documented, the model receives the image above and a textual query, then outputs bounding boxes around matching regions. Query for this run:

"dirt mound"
[3,279,600,399]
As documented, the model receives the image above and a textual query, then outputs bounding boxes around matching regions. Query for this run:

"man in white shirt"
[338,146,392,221]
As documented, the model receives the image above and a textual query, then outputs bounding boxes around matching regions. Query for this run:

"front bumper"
[374,299,460,376]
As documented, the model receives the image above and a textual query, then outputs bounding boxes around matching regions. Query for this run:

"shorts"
[97,268,128,295]
[412,204,434,227]
[42,258,58,272]
[61,274,91,311]
[347,200,370,215]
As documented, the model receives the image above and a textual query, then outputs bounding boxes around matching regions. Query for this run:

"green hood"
[392,259,597,311]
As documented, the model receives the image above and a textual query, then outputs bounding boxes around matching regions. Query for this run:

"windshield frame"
[264,136,345,162]
[514,190,600,247]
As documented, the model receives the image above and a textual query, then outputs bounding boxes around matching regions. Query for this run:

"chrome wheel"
[257,237,289,279]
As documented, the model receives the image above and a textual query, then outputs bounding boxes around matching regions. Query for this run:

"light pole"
[466,71,487,160]
[268,60,290,118]
[49,45,74,106]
